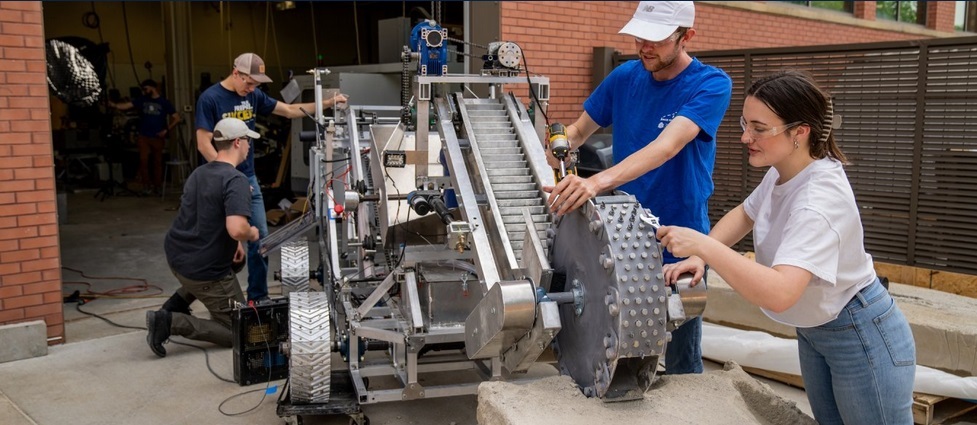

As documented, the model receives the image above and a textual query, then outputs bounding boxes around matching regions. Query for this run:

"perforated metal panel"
[612,36,977,275]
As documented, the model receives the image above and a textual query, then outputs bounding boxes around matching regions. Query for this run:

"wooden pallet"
[742,367,977,425]
[741,366,806,389]
[913,393,977,425]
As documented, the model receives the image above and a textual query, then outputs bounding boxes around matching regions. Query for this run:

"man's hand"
[545,145,570,169]
[326,93,349,110]
[543,174,598,216]
[233,242,246,263]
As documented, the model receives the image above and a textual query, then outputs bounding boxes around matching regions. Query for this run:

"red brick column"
[852,1,877,21]
[926,1,957,32]
[0,1,63,344]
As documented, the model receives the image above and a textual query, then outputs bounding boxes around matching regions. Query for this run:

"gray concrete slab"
[0,320,47,364]
[477,361,815,425]
[703,269,977,377]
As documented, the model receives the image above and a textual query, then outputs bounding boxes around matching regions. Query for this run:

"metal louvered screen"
[612,36,977,275]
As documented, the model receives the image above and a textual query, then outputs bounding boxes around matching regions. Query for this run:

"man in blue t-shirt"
[193,53,348,303]
[544,1,732,375]
[109,79,179,194]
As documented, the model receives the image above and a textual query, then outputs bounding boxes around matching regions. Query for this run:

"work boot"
[146,310,171,358]
[160,292,195,315]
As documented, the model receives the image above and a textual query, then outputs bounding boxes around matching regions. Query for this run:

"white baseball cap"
[213,118,260,142]
[619,1,695,42]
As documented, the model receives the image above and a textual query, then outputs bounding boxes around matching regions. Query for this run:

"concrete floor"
[0,190,973,424]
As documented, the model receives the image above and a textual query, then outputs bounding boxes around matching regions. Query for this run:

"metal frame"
[274,66,706,417]
[288,71,558,409]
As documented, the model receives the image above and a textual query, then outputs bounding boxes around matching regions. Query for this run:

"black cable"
[218,387,270,415]
[120,2,140,84]
[86,2,116,90]
[399,207,411,270]
[218,304,275,416]
[72,302,234,383]
[382,168,406,271]
[170,340,236,384]
[522,52,549,125]
[297,107,325,132]
[75,302,143,330]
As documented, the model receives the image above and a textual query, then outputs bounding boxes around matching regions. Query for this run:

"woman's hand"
[657,225,709,259]
[662,257,706,286]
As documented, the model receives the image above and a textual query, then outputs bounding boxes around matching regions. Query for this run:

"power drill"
[547,123,572,180]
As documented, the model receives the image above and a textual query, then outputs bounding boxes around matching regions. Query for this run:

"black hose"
[120,2,140,84]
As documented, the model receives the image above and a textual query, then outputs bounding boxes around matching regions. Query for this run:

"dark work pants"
[169,267,245,347]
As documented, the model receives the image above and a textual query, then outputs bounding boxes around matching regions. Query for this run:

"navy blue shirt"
[133,96,176,138]
[195,83,277,177]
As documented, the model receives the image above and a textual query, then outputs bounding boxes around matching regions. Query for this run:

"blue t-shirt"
[195,83,278,177]
[133,96,176,138]
[584,58,732,263]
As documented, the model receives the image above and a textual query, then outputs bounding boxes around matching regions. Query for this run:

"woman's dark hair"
[746,70,847,163]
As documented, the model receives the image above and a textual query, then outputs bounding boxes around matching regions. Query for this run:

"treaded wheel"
[282,240,311,294]
[288,291,331,404]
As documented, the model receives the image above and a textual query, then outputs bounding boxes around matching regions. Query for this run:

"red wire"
[61,266,165,299]
[324,165,353,218]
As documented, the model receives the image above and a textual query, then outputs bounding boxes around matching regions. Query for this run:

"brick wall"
[927,1,957,33]
[852,1,876,21]
[0,1,62,344]
[500,1,947,124]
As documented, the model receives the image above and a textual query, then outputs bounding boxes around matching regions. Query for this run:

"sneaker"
[146,310,171,358]
[249,295,271,305]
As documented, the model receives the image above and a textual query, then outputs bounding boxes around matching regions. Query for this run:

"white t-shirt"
[743,158,876,327]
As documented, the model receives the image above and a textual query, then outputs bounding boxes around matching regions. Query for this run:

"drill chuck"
[548,123,571,179]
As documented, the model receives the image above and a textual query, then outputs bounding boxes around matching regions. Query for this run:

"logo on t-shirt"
[142,102,162,116]
[222,100,256,123]
[658,112,677,129]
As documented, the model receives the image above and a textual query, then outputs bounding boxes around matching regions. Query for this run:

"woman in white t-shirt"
[657,70,915,425]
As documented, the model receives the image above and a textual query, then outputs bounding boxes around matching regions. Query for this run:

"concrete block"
[703,272,977,377]
[477,361,814,425]
[0,320,47,364]
[703,275,796,338]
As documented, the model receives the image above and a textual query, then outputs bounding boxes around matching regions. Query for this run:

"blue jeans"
[665,270,706,374]
[796,278,916,425]
[666,316,703,374]
[246,174,269,301]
